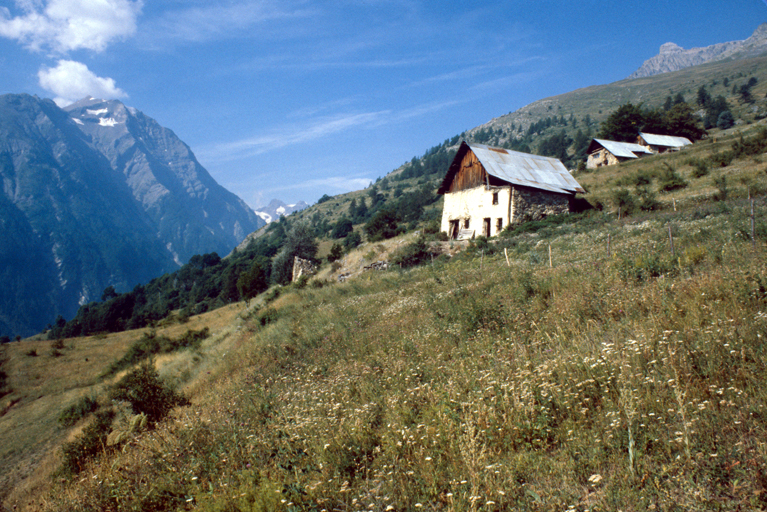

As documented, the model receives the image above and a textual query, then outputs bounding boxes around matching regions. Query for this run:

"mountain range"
[0,94,264,337]
[628,23,767,79]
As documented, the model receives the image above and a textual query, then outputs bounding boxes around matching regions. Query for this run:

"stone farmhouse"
[586,139,654,169]
[438,141,585,239]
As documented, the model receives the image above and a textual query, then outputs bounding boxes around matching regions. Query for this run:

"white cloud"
[0,0,142,53]
[38,59,126,106]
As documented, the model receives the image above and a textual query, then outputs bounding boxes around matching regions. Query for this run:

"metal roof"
[639,132,692,148]
[591,139,653,159]
[438,142,584,195]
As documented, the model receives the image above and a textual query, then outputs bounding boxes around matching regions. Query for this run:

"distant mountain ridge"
[628,24,767,79]
[0,94,264,337]
[254,199,308,224]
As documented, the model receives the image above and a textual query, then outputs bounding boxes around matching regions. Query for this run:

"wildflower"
[588,474,603,484]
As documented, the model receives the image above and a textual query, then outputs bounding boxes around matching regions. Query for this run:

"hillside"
[44,50,767,344]
[277,51,767,249]
[0,94,264,338]
[1,118,766,509]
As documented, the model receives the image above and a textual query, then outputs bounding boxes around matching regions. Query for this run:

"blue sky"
[1,1,766,208]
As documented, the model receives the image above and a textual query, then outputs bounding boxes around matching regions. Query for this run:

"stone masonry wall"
[510,186,570,226]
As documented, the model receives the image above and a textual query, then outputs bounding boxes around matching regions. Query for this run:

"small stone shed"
[438,141,584,239]
[586,139,653,169]
[637,132,692,153]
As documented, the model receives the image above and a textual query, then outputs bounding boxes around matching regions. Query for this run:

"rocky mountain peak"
[659,42,683,54]
[628,24,767,79]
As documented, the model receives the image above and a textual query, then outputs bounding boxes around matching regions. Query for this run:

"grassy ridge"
[29,172,767,510]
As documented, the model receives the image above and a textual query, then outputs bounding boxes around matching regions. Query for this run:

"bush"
[713,175,728,201]
[617,253,677,282]
[331,218,354,239]
[612,189,637,217]
[658,163,688,192]
[106,328,209,375]
[59,396,99,427]
[327,242,344,263]
[717,110,735,130]
[364,209,403,242]
[688,158,710,178]
[58,410,115,476]
[109,362,188,425]
[343,231,362,250]
[391,237,431,268]
[710,150,734,167]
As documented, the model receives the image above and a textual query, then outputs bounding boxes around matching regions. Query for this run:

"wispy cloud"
[200,110,390,162]
[200,96,464,164]
[0,0,143,53]
[138,0,316,48]
[469,70,547,93]
[263,175,373,194]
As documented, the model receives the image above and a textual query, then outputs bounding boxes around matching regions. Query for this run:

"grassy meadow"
[2,124,767,511]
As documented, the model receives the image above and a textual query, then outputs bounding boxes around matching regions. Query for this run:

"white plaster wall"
[441,186,511,237]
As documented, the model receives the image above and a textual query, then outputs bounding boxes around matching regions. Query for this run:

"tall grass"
[33,193,767,512]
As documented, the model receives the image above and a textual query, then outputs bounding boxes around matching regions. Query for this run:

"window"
[496,218,503,233]
[492,192,499,205]
[463,219,470,229]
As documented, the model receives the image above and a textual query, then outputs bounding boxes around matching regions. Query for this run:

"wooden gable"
[445,147,488,193]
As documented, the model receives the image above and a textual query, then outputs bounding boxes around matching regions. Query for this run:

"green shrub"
[658,163,688,192]
[58,410,115,476]
[713,175,728,201]
[635,185,659,211]
[612,189,637,217]
[109,362,188,425]
[106,328,209,375]
[256,306,280,326]
[688,158,710,178]
[391,237,431,268]
[59,396,99,427]
[710,150,734,167]
[617,253,677,282]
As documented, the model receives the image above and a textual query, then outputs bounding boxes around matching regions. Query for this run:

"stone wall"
[510,186,570,225]
[586,148,621,169]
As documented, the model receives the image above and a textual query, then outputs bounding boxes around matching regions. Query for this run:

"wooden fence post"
[752,199,756,251]
[504,247,510,267]
[548,244,552,268]
[607,233,611,258]
[668,224,675,258]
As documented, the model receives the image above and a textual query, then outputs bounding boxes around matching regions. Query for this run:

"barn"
[586,139,654,169]
[438,141,585,239]
[637,132,692,153]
